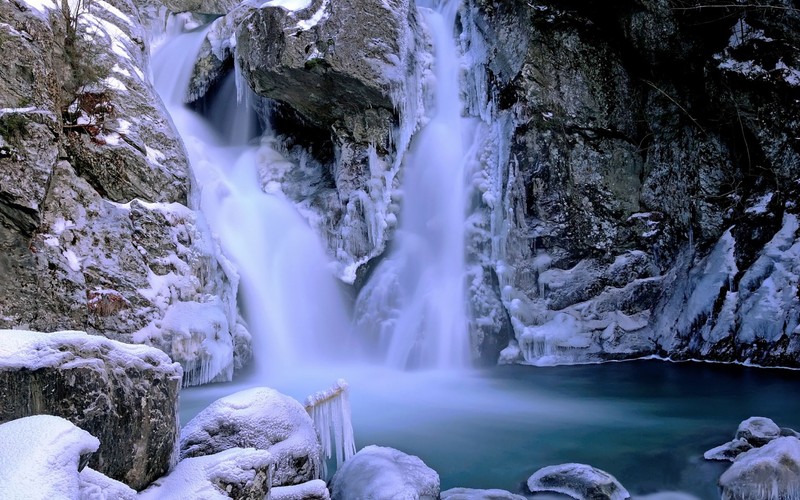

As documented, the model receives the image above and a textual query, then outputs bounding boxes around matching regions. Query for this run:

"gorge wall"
[0,0,798,373]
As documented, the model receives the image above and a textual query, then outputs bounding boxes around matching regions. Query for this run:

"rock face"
[0,329,182,490]
[0,415,100,500]
[139,448,273,500]
[719,436,800,500]
[231,0,429,281]
[0,0,250,385]
[461,0,800,366]
[526,463,630,500]
[329,445,440,500]
[180,387,322,486]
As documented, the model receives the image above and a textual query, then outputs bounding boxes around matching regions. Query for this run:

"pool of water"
[180,359,800,499]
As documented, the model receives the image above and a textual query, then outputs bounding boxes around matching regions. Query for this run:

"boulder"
[180,387,322,486]
[526,463,630,500]
[0,415,100,500]
[0,329,182,490]
[329,445,440,500]
[79,467,137,500]
[272,479,331,500]
[735,416,782,447]
[441,487,527,500]
[139,448,273,499]
[703,438,753,462]
[719,436,800,500]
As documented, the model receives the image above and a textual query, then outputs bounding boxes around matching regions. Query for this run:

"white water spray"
[152,26,352,378]
[355,0,473,369]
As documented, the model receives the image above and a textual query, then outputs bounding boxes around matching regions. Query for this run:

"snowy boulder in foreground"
[527,463,630,500]
[79,467,137,499]
[719,436,800,500]
[735,416,782,447]
[139,448,273,499]
[441,487,527,499]
[272,479,331,500]
[330,445,440,500]
[180,387,322,486]
[0,329,182,490]
[0,415,100,499]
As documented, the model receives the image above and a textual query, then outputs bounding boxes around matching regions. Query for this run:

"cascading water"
[152,24,352,378]
[355,0,474,370]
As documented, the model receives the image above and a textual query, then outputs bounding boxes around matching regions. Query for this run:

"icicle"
[304,379,356,479]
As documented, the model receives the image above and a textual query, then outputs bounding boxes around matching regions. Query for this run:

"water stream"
[150,5,800,500]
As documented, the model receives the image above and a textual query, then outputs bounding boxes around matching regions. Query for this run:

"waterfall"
[355,0,473,369]
[152,25,352,378]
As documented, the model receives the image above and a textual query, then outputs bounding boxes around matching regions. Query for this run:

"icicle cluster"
[304,379,356,478]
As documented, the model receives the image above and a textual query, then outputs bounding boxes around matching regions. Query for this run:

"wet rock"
[330,445,440,500]
[139,448,273,499]
[527,463,630,500]
[719,436,800,500]
[0,415,101,499]
[180,387,322,486]
[0,329,182,490]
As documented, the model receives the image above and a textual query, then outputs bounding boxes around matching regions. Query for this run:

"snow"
[139,448,273,500]
[304,379,355,476]
[746,193,773,214]
[272,480,330,500]
[103,76,127,91]
[330,445,440,500]
[720,437,800,500]
[0,329,181,375]
[261,0,312,10]
[442,487,527,499]
[0,415,100,500]
[736,416,782,446]
[527,463,630,500]
[79,467,136,500]
[295,0,329,31]
[94,0,132,26]
[704,438,753,462]
[180,387,322,485]
[20,0,56,15]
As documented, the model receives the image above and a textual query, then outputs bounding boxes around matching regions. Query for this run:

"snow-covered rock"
[329,445,440,500]
[0,0,250,387]
[0,415,100,500]
[704,438,754,462]
[139,447,273,499]
[526,463,630,500]
[441,487,527,500]
[0,329,181,490]
[180,387,322,486]
[272,479,331,500]
[719,436,800,500]
[736,416,782,447]
[79,467,137,500]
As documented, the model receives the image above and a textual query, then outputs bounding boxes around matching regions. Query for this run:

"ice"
[139,448,274,500]
[304,379,356,477]
[720,437,800,500]
[0,415,100,500]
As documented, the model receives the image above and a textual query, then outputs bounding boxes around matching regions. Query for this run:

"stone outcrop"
[0,0,250,385]
[0,329,182,490]
[329,445,440,500]
[526,463,630,500]
[139,448,273,499]
[462,0,800,366]
[180,387,322,486]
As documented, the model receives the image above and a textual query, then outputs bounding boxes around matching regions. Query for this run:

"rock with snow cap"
[0,329,182,490]
[329,445,440,500]
[139,447,273,499]
[441,487,527,500]
[526,463,630,500]
[719,436,800,500]
[180,387,322,486]
[0,415,101,500]
[735,416,782,447]
[272,479,331,500]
